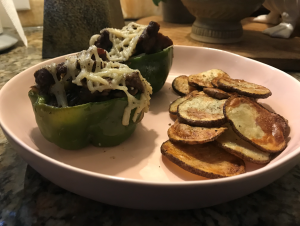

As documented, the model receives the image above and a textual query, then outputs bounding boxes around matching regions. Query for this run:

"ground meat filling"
[92,21,173,58]
[125,72,144,93]
[65,73,144,106]
[34,68,55,95]
[56,62,67,78]
[95,48,109,61]
[33,50,145,107]
[94,30,112,52]
[135,21,173,55]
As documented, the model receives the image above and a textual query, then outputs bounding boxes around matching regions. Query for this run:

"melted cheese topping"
[42,45,152,126]
[90,22,147,62]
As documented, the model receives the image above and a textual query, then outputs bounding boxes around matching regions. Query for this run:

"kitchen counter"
[1,27,300,226]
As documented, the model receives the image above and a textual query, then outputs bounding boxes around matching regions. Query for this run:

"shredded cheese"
[42,45,152,126]
[46,63,68,107]
[90,22,147,62]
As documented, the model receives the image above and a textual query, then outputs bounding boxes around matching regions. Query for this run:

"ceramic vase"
[181,0,264,43]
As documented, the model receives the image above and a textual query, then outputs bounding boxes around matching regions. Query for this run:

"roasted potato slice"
[188,69,230,89]
[161,140,245,179]
[169,91,205,116]
[203,88,231,100]
[168,120,227,145]
[169,97,187,116]
[211,77,221,88]
[178,94,227,127]
[224,96,287,153]
[186,90,206,98]
[277,114,289,138]
[218,77,272,99]
[216,124,271,164]
[172,75,197,96]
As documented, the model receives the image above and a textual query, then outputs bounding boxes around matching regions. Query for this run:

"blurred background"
[0,0,268,28]
[0,0,162,27]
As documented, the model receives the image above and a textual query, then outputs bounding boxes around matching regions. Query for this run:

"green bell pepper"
[125,46,173,94]
[29,90,141,150]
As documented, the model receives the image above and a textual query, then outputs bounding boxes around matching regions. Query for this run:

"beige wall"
[17,0,161,27]
[17,0,44,27]
[120,0,161,19]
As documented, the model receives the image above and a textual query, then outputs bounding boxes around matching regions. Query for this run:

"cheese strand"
[90,22,147,62]
[42,45,152,126]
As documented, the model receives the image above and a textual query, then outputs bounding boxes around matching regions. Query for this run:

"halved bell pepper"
[125,46,173,94]
[29,90,141,150]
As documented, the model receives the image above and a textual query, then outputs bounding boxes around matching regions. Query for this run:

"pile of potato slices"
[161,69,289,179]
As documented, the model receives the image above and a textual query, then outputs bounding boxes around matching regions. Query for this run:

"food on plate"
[169,90,204,116]
[177,94,227,127]
[90,21,173,93]
[29,45,152,150]
[211,77,222,88]
[203,87,231,99]
[172,75,197,96]
[169,96,188,116]
[224,96,287,153]
[217,77,272,99]
[168,120,227,145]
[125,47,173,94]
[188,69,230,89]
[161,140,245,179]
[164,68,289,179]
[216,124,271,164]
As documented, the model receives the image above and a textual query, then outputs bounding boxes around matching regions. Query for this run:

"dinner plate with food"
[0,21,300,210]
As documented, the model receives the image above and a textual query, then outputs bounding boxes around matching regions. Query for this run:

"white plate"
[1,46,300,210]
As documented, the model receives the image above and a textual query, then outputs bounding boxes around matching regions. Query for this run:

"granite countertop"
[1,27,300,226]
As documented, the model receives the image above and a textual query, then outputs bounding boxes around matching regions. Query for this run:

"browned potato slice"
[211,77,221,88]
[188,69,230,88]
[161,140,245,178]
[186,90,206,98]
[204,88,256,102]
[178,94,227,127]
[169,97,187,116]
[169,91,205,115]
[168,120,227,145]
[203,88,231,99]
[216,124,271,164]
[277,114,289,138]
[172,75,197,96]
[218,77,272,99]
[224,96,287,153]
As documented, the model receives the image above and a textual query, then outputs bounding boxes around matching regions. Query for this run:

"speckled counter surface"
[1,28,300,226]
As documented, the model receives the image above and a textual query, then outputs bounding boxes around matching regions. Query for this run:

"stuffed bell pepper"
[29,45,152,150]
[89,21,173,93]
